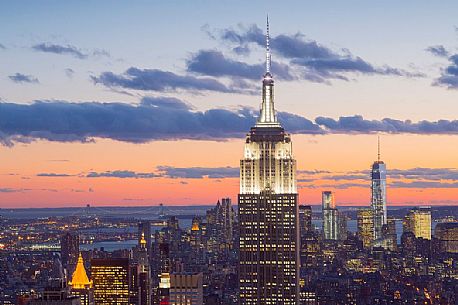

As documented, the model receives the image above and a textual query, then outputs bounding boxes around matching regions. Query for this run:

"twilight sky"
[2,0,458,208]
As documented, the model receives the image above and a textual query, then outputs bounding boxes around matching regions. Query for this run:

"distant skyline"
[2,1,458,207]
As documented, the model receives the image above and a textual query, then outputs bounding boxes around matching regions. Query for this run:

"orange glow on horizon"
[2,134,458,208]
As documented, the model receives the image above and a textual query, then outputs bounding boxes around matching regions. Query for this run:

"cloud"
[8,73,39,84]
[92,49,110,58]
[31,43,110,60]
[233,45,250,55]
[0,43,5,50]
[65,68,75,78]
[389,168,458,181]
[390,181,458,189]
[186,50,294,80]
[212,24,420,82]
[426,45,449,57]
[0,187,56,193]
[278,112,324,134]
[0,97,254,145]
[315,115,458,134]
[86,170,159,179]
[3,98,458,146]
[297,169,331,175]
[37,173,73,177]
[322,174,368,181]
[298,182,367,189]
[296,167,458,190]
[291,58,420,80]
[32,43,88,59]
[157,166,239,179]
[434,54,458,89]
[92,67,246,93]
[140,96,192,110]
[0,188,25,193]
[82,166,239,180]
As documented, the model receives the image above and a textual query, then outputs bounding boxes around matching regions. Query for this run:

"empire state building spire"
[266,15,271,73]
[256,16,280,127]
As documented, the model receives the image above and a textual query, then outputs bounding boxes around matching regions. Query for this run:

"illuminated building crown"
[140,231,147,247]
[69,253,92,289]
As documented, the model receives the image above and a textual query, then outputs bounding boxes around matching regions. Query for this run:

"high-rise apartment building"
[138,221,152,258]
[91,258,129,305]
[358,208,374,249]
[132,233,151,305]
[371,138,387,241]
[61,232,80,275]
[403,207,431,240]
[435,222,458,253]
[337,211,348,241]
[238,18,299,305]
[299,205,313,238]
[322,191,338,240]
[157,242,171,305]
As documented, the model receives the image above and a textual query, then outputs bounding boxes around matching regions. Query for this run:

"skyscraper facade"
[322,191,338,240]
[91,258,129,305]
[371,139,387,241]
[299,205,313,238]
[337,211,347,241]
[435,222,458,253]
[239,19,299,305]
[61,232,80,275]
[134,233,151,305]
[138,221,152,258]
[403,207,431,240]
[380,216,397,251]
[358,208,374,249]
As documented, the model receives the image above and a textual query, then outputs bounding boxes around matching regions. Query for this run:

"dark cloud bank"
[202,24,422,82]
[92,67,249,94]
[1,97,458,147]
[91,24,422,95]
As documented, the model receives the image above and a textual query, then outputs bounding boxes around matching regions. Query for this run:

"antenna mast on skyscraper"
[377,135,381,162]
[266,15,271,74]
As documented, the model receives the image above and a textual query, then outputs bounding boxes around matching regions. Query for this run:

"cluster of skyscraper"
[237,19,440,305]
[19,18,457,305]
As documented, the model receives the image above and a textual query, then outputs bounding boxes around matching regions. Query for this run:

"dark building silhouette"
[61,232,79,275]
[299,205,313,238]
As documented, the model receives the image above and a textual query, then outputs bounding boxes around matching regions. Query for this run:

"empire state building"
[238,18,299,305]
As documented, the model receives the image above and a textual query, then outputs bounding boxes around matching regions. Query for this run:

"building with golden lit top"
[69,253,93,305]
